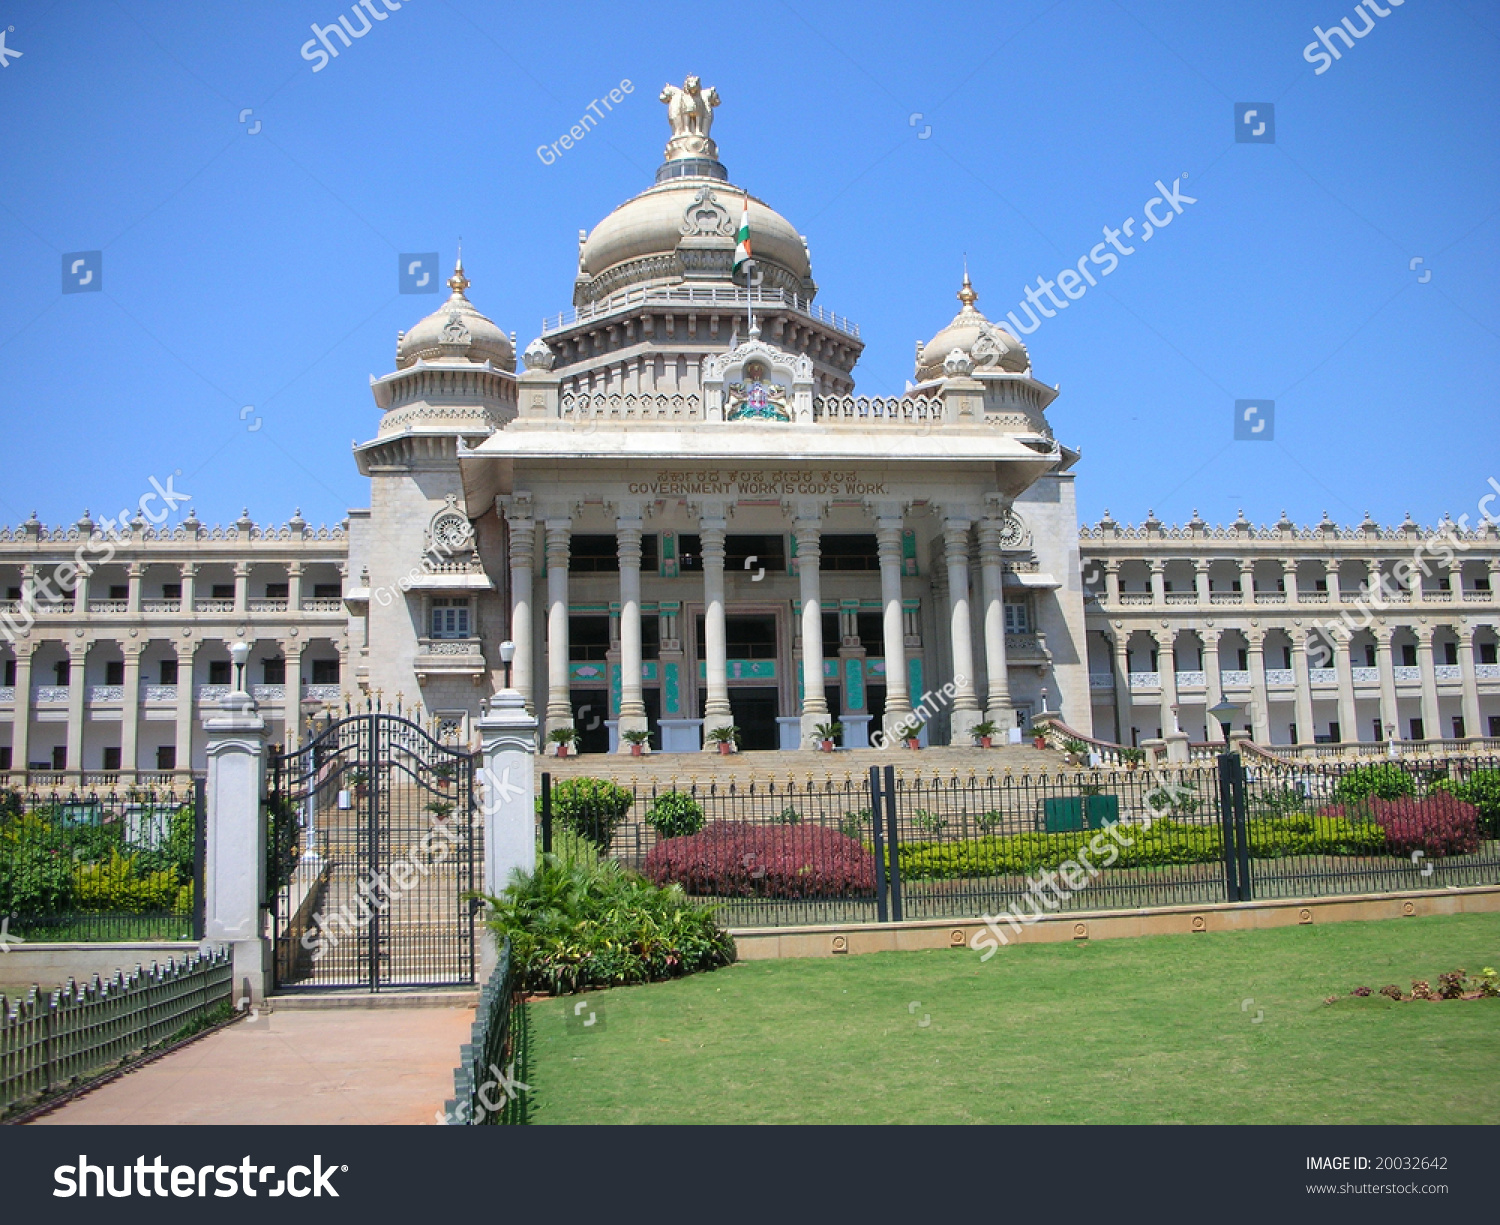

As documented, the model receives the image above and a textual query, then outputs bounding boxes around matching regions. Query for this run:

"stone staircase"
[535,744,1077,788]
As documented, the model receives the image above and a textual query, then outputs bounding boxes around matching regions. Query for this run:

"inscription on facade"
[627,469,887,496]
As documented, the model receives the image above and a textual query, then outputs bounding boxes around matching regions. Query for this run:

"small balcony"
[414,637,485,683]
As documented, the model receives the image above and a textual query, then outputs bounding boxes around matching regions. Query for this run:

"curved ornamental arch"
[266,712,480,991]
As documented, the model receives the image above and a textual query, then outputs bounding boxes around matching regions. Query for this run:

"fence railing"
[0,782,204,942]
[1,948,232,1116]
[441,937,522,1125]
[539,755,1500,929]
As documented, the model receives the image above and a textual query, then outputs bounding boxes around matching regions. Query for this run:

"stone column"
[873,514,912,742]
[1104,559,1121,605]
[66,639,88,772]
[1324,559,1342,604]
[1246,629,1271,741]
[1291,632,1314,746]
[942,516,982,740]
[287,561,304,613]
[1112,630,1132,744]
[477,689,538,976]
[615,512,648,747]
[794,513,829,744]
[1456,623,1482,739]
[12,642,33,770]
[977,515,1012,731]
[175,638,196,771]
[1239,559,1256,602]
[204,689,270,1004]
[1194,559,1211,606]
[1415,623,1440,741]
[1282,558,1299,606]
[505,510,536,713]
[1203,627,1224,737]
[121,640,143,771]
[1374,625,1399,740]
[1149,559,1166,607]
[544,519,573,742]
[1156,630,1178,736]
[180,562,197,614]
[126,562,143,614]
[1334,635,1358,743]
[70,562,88,615]
[233,561,250,615]
[699,510,734,735]
[283,638,303,749]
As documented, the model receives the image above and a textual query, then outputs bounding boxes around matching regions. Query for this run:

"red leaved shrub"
[642,822,876,898]
[1319,795,1481,859]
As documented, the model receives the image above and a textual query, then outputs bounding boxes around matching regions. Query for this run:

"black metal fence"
[441,937,524,1125]
[0,782,204,943]
[539,754,1500,929]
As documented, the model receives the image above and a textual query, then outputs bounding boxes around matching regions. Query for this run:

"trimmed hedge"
[645,790,706,839]
[545,777,634,848]
[895,815,1390,882]
[643,822,876,898]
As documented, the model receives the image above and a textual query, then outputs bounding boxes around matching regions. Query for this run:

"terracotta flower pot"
[630,744,643,756]
[556,744,569,758]
[980,736,992,749]
[717,741,733,755]
[820,740,834,752]
[906,737,921,750]
[1034,736,1046,750]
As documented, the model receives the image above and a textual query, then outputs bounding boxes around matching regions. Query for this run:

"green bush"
[483,854,736,995]
[74,851,182,913]
[1332,763,1416,803]
[547,778,635,848]
[771,806,801,826]
[0,821,75,914]
[895,815,1389,881]
[645,791,706,839]
[1429,770,1500,836]
[839,809,872,840]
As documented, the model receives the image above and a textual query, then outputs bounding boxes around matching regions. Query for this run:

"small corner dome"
[916,273,1029,382]
[396,260,514,370]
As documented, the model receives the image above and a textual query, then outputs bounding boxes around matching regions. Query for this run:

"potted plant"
[1061,737,1090,766]
[1120,747,1146,770]
[971,720,999,749]
[706,725,739,755]
[547,726,579,757]
[346,768,368,801]
[1030,726,1048,750]
[622,728,650,756]
[432,760,456,791]
[813,721,843,752]
[898,719,923,750]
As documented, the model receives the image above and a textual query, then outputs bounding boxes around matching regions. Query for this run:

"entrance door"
[729,687,779,750]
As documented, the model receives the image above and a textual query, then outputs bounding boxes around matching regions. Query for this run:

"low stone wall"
[730,885,1500,960]
[0,943,203,994]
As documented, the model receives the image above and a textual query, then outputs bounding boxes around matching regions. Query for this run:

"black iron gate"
[266,712,480,991]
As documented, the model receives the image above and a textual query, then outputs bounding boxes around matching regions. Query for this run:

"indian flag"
[733,196,752,278]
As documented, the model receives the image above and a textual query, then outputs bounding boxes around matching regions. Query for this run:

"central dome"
[572,75,816,307]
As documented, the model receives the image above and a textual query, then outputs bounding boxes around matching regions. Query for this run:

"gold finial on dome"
[957,268,978,310]
[447,250,470,296]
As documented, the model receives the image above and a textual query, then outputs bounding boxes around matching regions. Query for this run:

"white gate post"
[476,688,538,980]
[204,686,270,1004]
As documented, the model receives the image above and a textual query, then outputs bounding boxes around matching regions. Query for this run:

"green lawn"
[520,912,1500,1124]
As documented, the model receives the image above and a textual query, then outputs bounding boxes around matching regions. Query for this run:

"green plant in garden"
[74,851,181,913]
[483,853,736,995]
[771,806,802,826]
[975,810,1005,833]
[545,778,634,848]
[1249,785,1309,819]
[911,808,948,835]
[622,729,651,747]
[1429,769,1500,835]
[1332,762,1416,803]
[645,790,706,839]
[839,809,872,839]
[1146,780,1200,817]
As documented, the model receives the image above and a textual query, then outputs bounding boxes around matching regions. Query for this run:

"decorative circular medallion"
[432,513,473,550]
[997,511,1027,549]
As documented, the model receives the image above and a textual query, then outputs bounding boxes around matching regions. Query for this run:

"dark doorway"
[571,690,610,754]
[644,688,662,750]
[700,686,779,750]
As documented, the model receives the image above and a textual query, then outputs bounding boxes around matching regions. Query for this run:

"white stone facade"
[2,79,1496,775]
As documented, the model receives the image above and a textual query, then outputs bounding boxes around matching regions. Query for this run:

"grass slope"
[523,913,1500,1124]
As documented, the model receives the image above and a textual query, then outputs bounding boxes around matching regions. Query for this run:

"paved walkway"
[33,1004,474,1126]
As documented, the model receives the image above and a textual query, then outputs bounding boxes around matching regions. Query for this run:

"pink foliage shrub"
[642,822,876,898]
[1318,794,1481,858]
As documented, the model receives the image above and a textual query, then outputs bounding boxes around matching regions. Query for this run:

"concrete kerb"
[727,884,1500,961]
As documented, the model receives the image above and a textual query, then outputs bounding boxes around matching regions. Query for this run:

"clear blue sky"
[1,0,1496,533]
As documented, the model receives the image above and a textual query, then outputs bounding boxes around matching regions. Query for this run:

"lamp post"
[499,640,516,691]
[230,641,250,695]
[1208,697,1248,902]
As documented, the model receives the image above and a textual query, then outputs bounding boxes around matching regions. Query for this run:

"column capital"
[941,519,971,553]
[126,561,145,577]
[687,497,731,524]
[1193,557,1211,573]
[233,560,251,577]
[287,559,305,576]
[874,517,904,555]
[864,498,908,523]
[121,639,147,659]
[783,496,827,523]
[975,517,1006,558]
[1414,622,1435,645]
[1148,557,1166,573]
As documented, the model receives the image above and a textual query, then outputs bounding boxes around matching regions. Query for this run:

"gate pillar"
[204,690,270,1004]
[477,690,539,979]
